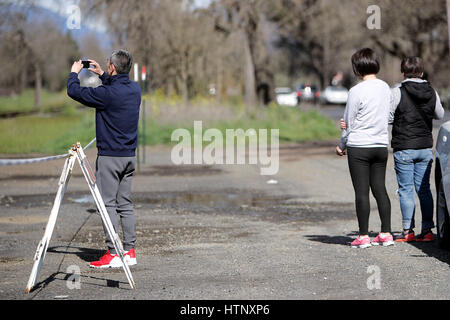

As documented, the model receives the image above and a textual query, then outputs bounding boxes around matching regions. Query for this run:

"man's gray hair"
[109,50,133,74]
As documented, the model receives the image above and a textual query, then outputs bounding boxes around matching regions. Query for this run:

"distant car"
[296,84,320,104]
[435,122,450,249]
[275,87,298,107]
[320,86,349,105]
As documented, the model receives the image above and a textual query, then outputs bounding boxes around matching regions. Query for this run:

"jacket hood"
[402,81,435,103]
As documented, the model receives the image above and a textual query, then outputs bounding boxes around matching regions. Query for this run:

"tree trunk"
[447,0,450,57]
[34,64,42,109]
[322,0,331,87]
[166,81,174,97]
[17,29,27,95]
[242,30,257,107]
[179,52,190,105]
[180,77,189,105]
[180,70,189,105]
[216,54,223,101]
[19,67,27,94]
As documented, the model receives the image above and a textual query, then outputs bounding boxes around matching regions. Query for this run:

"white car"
[321,86,349,105]
[275,87,298,107]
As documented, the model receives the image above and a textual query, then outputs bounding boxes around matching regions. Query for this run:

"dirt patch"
[134,190,292,208]
[0,214,50,225]
[278,141,336,162]
[0,256,24,265]
[71,224,239,253]
[0,174,84,181]
[0,194,54,208]
[136,165,224,177]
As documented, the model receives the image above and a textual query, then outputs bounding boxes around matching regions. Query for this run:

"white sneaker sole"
[372,241,395,247]
[351,243,372,249]
[125,257,137,266]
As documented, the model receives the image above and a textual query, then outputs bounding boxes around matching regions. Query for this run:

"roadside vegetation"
[0,89,76,116]
[0,90,340,155]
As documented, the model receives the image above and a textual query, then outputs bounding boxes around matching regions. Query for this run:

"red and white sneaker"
[395,230,416,242]
[372,233,394,247]
[124,249,137,266]
[416,230,434,242]
[89,250,123,268]
[351,236,372,248]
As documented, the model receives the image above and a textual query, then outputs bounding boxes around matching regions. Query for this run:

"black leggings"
[347,147,391,235]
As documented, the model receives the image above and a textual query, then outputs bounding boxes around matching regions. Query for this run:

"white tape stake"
[26,153,76,293]
[134,63,138,82]
[141,66,146,81]
[25,140,135,293]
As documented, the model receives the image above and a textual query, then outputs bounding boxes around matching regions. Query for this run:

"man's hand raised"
[71,60,83,74]
[88,59,104,76]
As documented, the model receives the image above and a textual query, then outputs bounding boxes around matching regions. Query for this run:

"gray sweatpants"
[95,155,136,254]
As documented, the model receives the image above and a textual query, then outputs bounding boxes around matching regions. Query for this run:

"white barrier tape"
[0,138,96,166]
[0,154,69,166]
[83,137,96,151]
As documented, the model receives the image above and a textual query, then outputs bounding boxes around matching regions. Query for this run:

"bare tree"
[212,0,275,106]
[447,0,450,55]
[268,0,359,88]
[360,0,449,86]
[84,0,218,104]
[0,2,80,107]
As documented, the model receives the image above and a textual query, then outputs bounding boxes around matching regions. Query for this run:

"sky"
[34,0,214,33]
[35,0,107,32]
[28,0,214,51]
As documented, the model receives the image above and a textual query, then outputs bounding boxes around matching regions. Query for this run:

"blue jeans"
[393,148,435,231]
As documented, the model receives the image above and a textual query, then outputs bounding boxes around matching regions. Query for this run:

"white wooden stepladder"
[26,142,136,293]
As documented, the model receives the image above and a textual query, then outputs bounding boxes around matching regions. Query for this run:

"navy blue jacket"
[67,72,141,157]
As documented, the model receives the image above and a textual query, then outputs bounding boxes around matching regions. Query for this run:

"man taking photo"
[67,50,141,268]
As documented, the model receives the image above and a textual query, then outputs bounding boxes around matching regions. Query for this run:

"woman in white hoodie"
[336,48,394,248]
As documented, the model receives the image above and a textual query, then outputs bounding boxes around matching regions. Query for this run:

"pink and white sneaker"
[371,233,394,247]
[350,236,372,248]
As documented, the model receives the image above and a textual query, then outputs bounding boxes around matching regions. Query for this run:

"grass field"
[0,111,95,154]
[0,90,340,155]
[0,89,77,115]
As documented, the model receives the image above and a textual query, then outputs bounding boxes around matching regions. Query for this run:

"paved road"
[1,114,450,301]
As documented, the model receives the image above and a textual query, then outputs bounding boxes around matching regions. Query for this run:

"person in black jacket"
[67,50,141,268]
[389,57,444,243]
